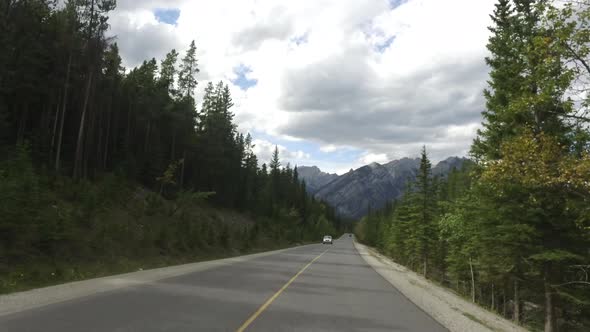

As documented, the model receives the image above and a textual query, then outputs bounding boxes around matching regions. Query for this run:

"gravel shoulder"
[354,241,529,332]
[0,245,312,317]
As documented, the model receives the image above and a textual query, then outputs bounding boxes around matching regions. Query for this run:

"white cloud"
[251,139,310,167]
[107,0,496,168]
[320,145,338,153]
[359,153,389,165]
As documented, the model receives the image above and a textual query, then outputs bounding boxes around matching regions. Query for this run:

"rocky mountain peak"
[298,156,470,220]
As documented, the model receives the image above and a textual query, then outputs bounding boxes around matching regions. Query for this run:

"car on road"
[322,235,333,244]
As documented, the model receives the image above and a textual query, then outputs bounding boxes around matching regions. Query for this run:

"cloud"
[108,10,181,69]
[252,139,311,166]
[320,145,338,153]
[360,153,389,164]
[232,6,294,51]
[277,57,488,161]
[115,0,186,11]
[107,0,496,168]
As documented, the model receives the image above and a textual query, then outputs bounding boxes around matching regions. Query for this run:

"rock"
[298,157,469,220]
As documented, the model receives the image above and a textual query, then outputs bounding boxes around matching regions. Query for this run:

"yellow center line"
[236,248,329,332]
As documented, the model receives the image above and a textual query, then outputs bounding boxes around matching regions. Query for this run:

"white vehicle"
[322,235,333,244]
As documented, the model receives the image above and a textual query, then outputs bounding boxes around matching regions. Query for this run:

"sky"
[108,0,496,174]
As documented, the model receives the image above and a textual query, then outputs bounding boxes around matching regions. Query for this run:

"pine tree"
[269,146,281,211]
[472,0,523,161]
[159,49,178,95]
[178,41,199,98]
[470,1,590,329]
[414,146,436,277]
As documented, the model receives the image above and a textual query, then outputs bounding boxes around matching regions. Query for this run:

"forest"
[0,0,342,294]
[355,1,590,331]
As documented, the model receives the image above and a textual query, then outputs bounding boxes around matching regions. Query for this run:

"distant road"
[0,236,446,331]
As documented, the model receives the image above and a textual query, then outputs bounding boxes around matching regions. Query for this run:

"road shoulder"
[354,241,528,332]
[0,245,312,317]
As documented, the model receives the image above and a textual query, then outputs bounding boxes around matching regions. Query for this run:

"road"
[0,236,446,331]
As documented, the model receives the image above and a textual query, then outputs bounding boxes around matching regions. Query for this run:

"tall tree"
[73,0,116,179]
[471,1,590,330]
[159,49,178,94]
[178,40,199,98]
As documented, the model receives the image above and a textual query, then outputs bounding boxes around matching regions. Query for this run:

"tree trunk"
[96,101,103,171]
[544,280,555,332]
[51,91,61,150]
[40,103,50,141]
[180,150,186,187]
[56,53,72,172]
[491,283,495,312]
[478,286,484,306]
[469,257,476,303]
[103,98,111,169]
[112,100,119,158]
[83,93,96,179]
[74,69,93,179]
[514,279,521,324]
[171,131,176,160]
[503,288,507,318]
[544,265,555,332]
[423,260,427,278]
[144,120,151,153]
[16,103,28,145]
[125,97,132,153]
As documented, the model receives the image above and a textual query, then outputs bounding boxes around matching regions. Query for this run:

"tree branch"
[564,42,590,76]
[547,110,590,122]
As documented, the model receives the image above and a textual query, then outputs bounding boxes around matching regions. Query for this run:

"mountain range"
[297,157,467,220]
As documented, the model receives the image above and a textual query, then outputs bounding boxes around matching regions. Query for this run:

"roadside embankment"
[354,241,528,332]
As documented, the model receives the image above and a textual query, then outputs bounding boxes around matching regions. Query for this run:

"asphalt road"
[0,236,446,331]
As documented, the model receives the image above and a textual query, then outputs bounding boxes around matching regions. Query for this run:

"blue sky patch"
[290,33,308,46]
[252,130,363,172]
[232,65,258,90]
[376,35,396,53]
[154,8,180,26]
[388,0,408,10]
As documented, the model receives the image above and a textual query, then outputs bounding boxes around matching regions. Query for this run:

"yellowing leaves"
[481,129,590,193]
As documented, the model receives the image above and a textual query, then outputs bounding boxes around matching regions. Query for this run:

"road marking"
[236,248,329,332]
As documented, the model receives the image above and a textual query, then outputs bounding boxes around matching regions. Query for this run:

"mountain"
[432,156,467,176]
[301,157,469,220]
[296,166,339,194]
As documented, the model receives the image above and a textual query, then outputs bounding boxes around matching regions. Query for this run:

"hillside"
[299,157,467,219]
[0,155,340,294]
[296,166,339,194]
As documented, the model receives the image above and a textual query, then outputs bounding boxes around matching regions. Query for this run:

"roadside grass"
[1,170,335,296]
[1,241,305,295]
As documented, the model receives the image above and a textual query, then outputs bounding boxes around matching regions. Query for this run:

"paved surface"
[0,236,446,331]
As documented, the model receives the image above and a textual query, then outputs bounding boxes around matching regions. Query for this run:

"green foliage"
[178,40,199,98]
[357,2,590,330]
[0,2,342,295]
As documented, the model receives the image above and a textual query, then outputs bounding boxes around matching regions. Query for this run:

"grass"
[1,241,309,295]
[0,172,331,296]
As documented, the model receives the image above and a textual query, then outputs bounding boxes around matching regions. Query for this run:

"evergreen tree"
[178,40,199,98]
[159,49,179,94]
[0,2,344,296]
